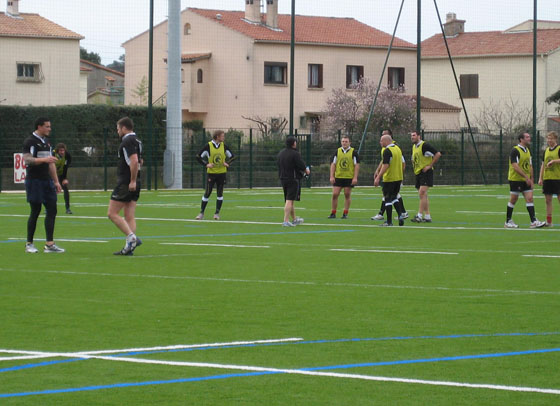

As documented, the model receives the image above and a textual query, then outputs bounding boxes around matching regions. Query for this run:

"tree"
[546,89,560,116]
[132,76,148,105]
[106,54,125,73]
[242,115,288,137]
[80,47,101,65]
[473,96,545,136]
[323,78,416,137]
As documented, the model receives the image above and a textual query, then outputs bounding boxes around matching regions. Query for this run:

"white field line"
[8,238,107,243]
[523,255,560,258]
[0,338,303,361]
[331,249,458,255]
[1,349,559,395]
[161,243,270,248]
[456,211,504,214]
[2,213,558,232]
[1,268,558,296]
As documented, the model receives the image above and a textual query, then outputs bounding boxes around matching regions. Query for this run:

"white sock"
[417,213,423,219]
[126,233,137,243]
[424,214,431,220]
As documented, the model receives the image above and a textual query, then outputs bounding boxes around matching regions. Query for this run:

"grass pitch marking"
[523,254,560,258]
[331,248,458,255]
[161,243,270,248]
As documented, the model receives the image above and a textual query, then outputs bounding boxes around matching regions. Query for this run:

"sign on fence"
[14,153,26,183]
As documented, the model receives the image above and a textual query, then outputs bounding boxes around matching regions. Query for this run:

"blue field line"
[2,332,558,375]
[1,347,559,398]
[0,229,355,244]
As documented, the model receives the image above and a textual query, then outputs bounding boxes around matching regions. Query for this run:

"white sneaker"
[44,244,65,253]
[530,220,546,229]
[401,212,409,219]
[213,213,220,220]
[195,213,204,220]
[504,220,518,228]
[293,217,304,225]
[282,221,295,227]
[371,214,384,220]
[25,243,38,253]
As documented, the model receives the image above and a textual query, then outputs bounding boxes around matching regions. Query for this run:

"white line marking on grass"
[331,249,458,255]
[161,243,270,248]
[8,238,107,243]
[523,254,560,258]
[236,206,306,210]
[456,211,504,214]
[1,268,558,296]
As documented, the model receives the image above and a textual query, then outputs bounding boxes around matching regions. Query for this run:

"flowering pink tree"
[324,78,416,137]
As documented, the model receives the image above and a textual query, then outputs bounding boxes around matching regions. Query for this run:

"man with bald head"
[374,133,406,226]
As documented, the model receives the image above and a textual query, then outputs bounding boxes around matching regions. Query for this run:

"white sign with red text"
[14,153,26,183]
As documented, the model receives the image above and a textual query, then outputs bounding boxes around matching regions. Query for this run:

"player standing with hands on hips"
[328,135,360,219]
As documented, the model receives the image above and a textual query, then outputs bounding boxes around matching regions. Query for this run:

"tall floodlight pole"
[147,0,154,190]
[289,0,295,136]
[164,0,183,189]
[416,0,421,132]
[532,0,537,139]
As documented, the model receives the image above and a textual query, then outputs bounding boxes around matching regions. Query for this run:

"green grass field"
[0,185,559,405]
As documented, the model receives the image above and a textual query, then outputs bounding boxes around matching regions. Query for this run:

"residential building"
[421,13,560,133]
[0,0,84,106]
[80,59,125,105]
[123,1,422,133]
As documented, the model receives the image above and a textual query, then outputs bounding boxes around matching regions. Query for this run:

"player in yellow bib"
[505,132,545,228]
[328,136,360,219]
[410,131,441,223]
[195,130,235,220]
[538,131,560,227]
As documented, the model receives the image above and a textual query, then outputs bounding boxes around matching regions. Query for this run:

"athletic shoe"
[530,220,546,229]
[213,213,220,220]
[341,213,348,219]
[327,213,336,219]
[25,243,38,253]
[422,218,432,223]
[401,212,409,219]
[195,213,204,220]
[282,221,295,227]
[504,220,518,228]
[545,222,553,227]
[66,209,73,214]
[379,222,393,227]
[411,215,423,223]
[132,238,142,253]
[44,244,65,253]
[293,217,304,225]
[371,214,384,220]
[113,248,133,256]
[398,215,405,226]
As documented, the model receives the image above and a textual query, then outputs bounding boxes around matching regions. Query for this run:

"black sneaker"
[398,215,405,226]
[66,208,73,214]
[327,213,336,219]
[411,215,422,223]
[114,248,133,256]
[380,222,393,227]
[341,213,348,219]
[422,218,432,223]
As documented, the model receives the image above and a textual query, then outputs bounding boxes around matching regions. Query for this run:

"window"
[246,0,254,4]
[183,23,191,35]
[308,64,323,88]
[197,69,203,84]
[267,0,274,4]
[388,67,405,91]
[346,65,363,88]
[460,74,479,98]
[16,62,43,82]
[264,62,287,85]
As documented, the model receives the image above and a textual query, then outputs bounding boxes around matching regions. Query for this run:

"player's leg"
[214,176,225,218]
[342,186,352,217]
[198,176,214,219]
[108,199,131,235]
[27,201,42,245]
[545,194,553,226]
[330,186,341,218]
[43,199,58,245]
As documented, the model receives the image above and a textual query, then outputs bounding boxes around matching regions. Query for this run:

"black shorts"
[111,180,141,202]
[382,181,401,202]
[25,178,57,204]
[542,179,560,195]
[282,179,301,201]
[415,170,434,189]
[333,178,354,188]
[509,181,531,194]
[207,173,227,187]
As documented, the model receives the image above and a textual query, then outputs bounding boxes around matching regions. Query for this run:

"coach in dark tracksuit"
[277,136,310,226]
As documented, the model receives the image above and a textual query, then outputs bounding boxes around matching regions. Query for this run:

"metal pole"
[249,128,253,189]
[103,127,108,191]
[417,0,421,133]
[289,0,295,137]
[461,129,464,185]
[499,129,503,185]
[147,0,154,190]
[237,135,241,188]
[533,0,537,141]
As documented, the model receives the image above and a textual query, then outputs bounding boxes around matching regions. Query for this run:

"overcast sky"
[4,0,560,65]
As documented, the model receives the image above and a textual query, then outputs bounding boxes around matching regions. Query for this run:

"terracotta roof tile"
[422,28,560,57]
[80,60,125,77]
[409,95,462,112]
[0,12,83,39]
[190,8,415,49]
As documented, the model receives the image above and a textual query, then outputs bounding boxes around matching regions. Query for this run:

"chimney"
[443,12,465,37]
[244,0,261,24]
[266,0,278,29]
[6,0,20,16]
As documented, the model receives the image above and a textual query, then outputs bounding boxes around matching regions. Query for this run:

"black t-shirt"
[117,133,143,183]
[23,133,52,180]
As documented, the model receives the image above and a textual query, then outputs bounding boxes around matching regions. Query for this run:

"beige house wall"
[421,55,555,131]
[0,37,81,106]
[79,71,89,104]
[421,111,461,130]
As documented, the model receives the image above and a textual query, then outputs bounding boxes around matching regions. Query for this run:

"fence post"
[337,129,341,144]
[237,134,241,188]
[154,128,159,190]
[103,127,108,191]
[535,129,541,181]
[306,133,311,188]
[499,129,503,185]
[190,131,194,189]
[461,129,465,186]
[200,128,206,188]
[249,128,253,189]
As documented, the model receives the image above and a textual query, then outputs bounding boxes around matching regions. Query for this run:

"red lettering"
[15,154,21,170]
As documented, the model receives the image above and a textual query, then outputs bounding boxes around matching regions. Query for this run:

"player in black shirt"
[108,117,143,255]
[23,117,64,253]
[54,143,73,214]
